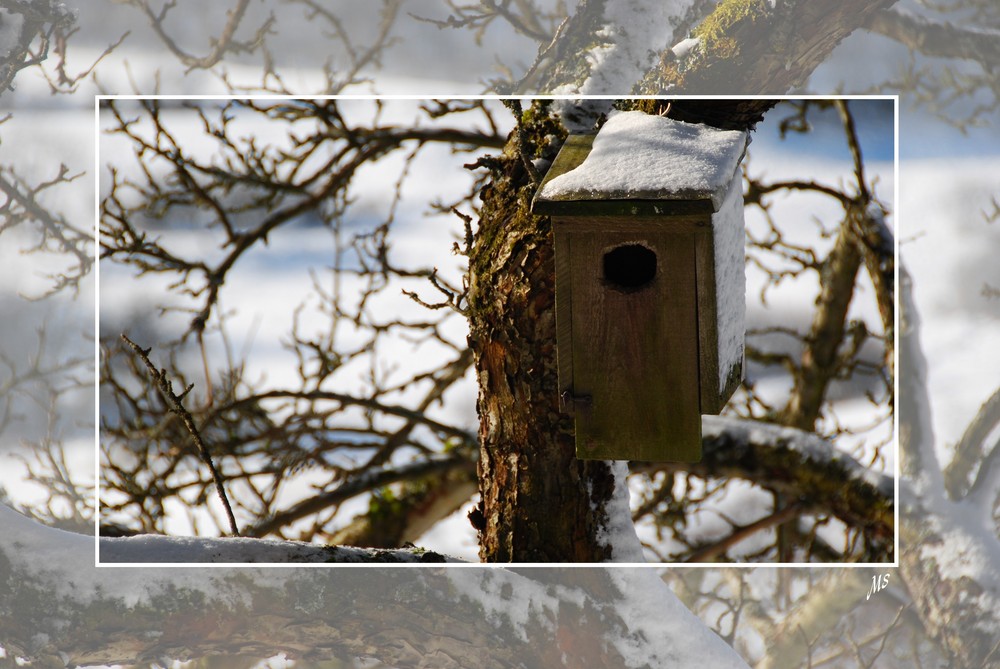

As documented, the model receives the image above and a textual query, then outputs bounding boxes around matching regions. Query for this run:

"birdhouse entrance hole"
[603,244,656,291]
[531,113,750,462]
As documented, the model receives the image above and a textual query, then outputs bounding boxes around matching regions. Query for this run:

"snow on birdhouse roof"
[538,111,748,210]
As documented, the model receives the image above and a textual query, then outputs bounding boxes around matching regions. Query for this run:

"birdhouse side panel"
[710,174,747,403]
[565,230,702,462]
[695,229,723,415]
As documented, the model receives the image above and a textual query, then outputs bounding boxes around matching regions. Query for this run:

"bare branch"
[128,0,273,71]
[120,333,240,537]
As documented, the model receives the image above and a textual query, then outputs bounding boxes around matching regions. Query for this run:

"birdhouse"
[531,111,748,462]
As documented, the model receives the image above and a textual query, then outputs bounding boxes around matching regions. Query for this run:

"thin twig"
[684,502,804,562]
[120,334,240,536]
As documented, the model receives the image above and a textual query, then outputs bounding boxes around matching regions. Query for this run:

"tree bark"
[467,102,619,562]
[514,0,900,96]
[642,0,901,94]
[898,502,1000,668]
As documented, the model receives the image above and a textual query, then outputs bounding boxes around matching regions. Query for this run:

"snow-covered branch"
[898,265,945,497]
[868,7,1000,65]
[898,489,1000,667]
[1,503,749,668]
[894,264,1000,667]
[635,414,894,560]
[99,529,456,564]
[638,0,899,94]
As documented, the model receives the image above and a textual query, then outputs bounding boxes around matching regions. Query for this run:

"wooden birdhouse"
[531,111,748,462]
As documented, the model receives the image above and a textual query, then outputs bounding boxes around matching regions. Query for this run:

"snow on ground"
[607,569,749,666]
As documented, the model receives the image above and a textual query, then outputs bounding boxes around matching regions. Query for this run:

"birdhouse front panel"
[560,226,703,462]
[532,111,749,463]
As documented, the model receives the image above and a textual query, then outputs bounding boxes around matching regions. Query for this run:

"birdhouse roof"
[534,111,748,217]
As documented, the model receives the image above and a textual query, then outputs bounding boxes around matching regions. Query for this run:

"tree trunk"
[467,103,618,562]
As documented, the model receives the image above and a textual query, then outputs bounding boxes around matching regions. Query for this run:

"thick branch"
[868,7,1000,65]
[897,265,944,493]
[894,264,1000,667]
[100,532,453,564]
[328,466,477,548]
[642,0,899,94]
[637,415,894,560]
[781,216,862,430]
[240,454,475,541]
[2,505,748,668]
[898,492,1000,667]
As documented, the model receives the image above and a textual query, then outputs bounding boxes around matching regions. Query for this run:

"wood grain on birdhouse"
[532,112,749,463]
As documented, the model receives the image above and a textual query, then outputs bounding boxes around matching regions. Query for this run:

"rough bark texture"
[467,103,618,563]
[0,556,609,668]
[640,0,900,94]
[897,484,1000,669]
